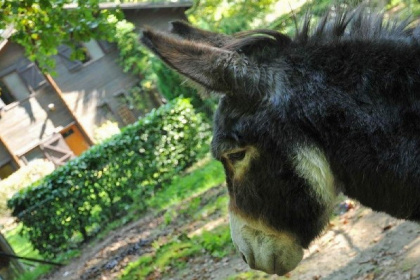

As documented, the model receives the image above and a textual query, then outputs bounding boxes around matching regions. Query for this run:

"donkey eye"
[227,150,246,162]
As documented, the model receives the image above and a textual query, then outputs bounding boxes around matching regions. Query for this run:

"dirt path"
[41,187,420,280]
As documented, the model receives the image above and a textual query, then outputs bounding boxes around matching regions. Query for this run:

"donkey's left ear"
[169,21,232,48]
[141,28,258,94]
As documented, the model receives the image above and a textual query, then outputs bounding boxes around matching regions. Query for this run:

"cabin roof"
[0,25,15,51]
[66,1,193,10]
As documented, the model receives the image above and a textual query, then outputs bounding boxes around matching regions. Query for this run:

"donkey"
[141,7,420,276]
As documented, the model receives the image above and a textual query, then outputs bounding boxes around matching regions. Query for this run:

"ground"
[39,183,420,280]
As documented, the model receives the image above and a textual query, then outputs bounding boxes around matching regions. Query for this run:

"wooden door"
[40,133,74,166]
[60,124,90,156]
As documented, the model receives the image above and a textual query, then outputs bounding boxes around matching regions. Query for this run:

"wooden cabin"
[0,2,192,180]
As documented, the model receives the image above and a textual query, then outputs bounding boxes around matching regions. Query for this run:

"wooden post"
[0,232,25,278]
[44,74,94,145]
[0,135,20,168]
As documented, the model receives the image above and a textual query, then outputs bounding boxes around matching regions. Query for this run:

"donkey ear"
[169,21,233,48]
[141,28,257,94]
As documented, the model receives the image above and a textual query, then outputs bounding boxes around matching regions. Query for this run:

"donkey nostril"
[241,253,247,264]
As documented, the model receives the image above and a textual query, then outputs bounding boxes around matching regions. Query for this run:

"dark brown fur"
[141,5,420,255]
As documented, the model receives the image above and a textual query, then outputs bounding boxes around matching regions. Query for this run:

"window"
[0,80,16,106]
[97,102,116,124]
[0,161,16,180]
[17,62,46,91]
[98,40,115,53]
[58,40,105,71]
[114,93,136,125]
[83,40,104,61]
[0,72,31,106]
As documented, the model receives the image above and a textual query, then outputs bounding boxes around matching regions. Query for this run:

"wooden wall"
[0,86,74,154]
[53,49,140,140]
[54,6,190,141]
[0,142,10,165]
[0,44,74,164]
[0,43,22,70]
[0,5,191,169]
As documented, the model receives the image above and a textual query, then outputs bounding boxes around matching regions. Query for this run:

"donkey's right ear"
[169,21,233,48]
[141,28,257,94]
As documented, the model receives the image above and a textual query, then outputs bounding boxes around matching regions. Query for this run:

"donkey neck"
[282,41,420,221]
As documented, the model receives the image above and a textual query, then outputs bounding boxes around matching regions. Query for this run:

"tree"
[1,0,122,73]
[187,0,278,34]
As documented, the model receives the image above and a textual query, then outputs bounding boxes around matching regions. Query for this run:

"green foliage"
[121,236,201,280]
[188,0,278,33]
[113,19,152,77]
[127,82,156,115]
[5,224,40,260]
[1,0,121,72]
[120,225,234,279]
[147,158,225,210]
[226,271,272,280]
[152,60,196,102]
[7,98,211,257]
[194,224,233,258]
[16,265,52,280]
[194,194,229,219]
[0,159,54,215]
[113,17,214,117]
[118,157,229,279]
[93,120,121,143]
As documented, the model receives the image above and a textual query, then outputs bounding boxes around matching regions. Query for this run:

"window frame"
[96,100,117,125]
[58,40,105,72]
[0,159,17,180]
[20,146,47,165]
[0,72,31,106]
[0,60,46,110]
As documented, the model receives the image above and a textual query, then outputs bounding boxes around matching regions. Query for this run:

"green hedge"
[7,98,211,257]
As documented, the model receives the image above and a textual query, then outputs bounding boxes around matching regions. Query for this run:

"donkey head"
[142,21,337,275]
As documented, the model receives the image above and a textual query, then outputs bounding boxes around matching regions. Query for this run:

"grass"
[118,157,233,279]
[4,224,40,260]
[88,157,225,244]
[4,224,51,280]
[2,156,226,280]
[9,156,227,280]
[120,237,201,280]
[0,155,224,279]
[120,224,235,280]
[4,223,81,280]
[227,271,276,280]
[147,156,225,210]
[194,224,233,258]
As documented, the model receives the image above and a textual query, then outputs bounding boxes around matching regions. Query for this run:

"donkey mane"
[297,7,414,44]
[225,7,416,55]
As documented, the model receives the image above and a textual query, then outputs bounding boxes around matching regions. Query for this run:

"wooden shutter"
[40,133,75,166]
[114,93,136,125]
[57,45,83,71]
[117,106,136,125]
[17,62,46,91]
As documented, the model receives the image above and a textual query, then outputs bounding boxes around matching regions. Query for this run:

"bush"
[93,120,121,143]
[7,98,211,257]
[0,159,54,215]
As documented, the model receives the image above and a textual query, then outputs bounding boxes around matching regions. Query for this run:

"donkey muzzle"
[229,211,303,275]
